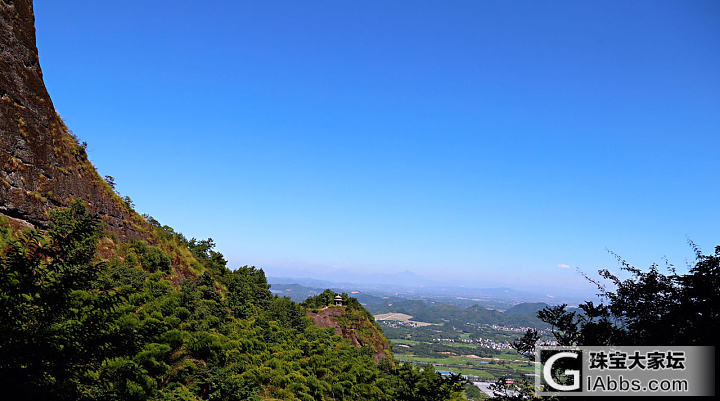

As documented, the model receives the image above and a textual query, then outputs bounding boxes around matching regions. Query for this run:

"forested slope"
[0,1,466,400]
[303,290,394,363]
[0,200,466,401]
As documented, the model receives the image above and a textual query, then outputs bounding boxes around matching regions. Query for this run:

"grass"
[396,353,536,381]
[430,342,526,361]
[438,342,490,350]
[389,339,420,345]
[399,354,532,366]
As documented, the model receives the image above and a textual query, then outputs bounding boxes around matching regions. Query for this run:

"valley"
[269,280,558,387]
[3,0,713,399]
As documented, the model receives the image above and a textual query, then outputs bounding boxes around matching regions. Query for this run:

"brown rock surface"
[0,0,148,240]
[307,307,393,363]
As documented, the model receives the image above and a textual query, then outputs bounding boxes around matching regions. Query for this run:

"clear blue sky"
[34,1,719,292]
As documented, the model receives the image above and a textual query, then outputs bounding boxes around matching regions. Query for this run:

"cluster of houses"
[489,324,542,333]
[379,320,425,328]
[432,337,513,350]
[432,335,558,350]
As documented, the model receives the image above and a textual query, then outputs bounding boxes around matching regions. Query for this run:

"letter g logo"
[543,351,581,391]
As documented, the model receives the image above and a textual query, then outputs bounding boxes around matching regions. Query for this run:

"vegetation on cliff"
[303,289,394,363]
[0,202,465,401]
[1,0,151,240]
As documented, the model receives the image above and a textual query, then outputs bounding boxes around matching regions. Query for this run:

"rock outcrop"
[0,0,148,239]
[307,306,393,363]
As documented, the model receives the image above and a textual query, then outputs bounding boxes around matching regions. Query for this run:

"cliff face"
[0,0,147,239]
[307,306,393,363]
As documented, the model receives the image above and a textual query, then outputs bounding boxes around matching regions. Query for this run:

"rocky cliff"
[307,306,394,363]
[0,0,148,240]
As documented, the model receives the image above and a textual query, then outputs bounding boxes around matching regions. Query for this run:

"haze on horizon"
[33,1,719,293]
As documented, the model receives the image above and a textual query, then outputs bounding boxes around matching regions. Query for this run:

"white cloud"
[557,263,572,269]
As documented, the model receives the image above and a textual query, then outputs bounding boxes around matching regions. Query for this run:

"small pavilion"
[334,294,343,306]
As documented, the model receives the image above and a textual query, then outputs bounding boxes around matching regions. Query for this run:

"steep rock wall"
[0,0,148,240]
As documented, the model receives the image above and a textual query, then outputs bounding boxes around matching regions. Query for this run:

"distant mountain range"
[268,282,407,307]
[268,280,581,328]
[268,269,436,289]
[268,274,593,310]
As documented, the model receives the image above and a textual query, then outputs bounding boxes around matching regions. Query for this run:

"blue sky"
[34,1,719,292]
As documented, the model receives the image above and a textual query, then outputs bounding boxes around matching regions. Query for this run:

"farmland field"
[375,307,552,382]
[373,312,436,326]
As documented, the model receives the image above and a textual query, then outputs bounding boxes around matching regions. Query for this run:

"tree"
[0,202,475,401]
[502,245,720,400]
[0,201,121,399]
[187,238,227,277]
[392,363,466,401]
[518,246,720,348]
[104,175,117,191]
[226,266,272,318]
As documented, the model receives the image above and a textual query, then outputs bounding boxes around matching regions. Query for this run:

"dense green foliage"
[463,383,487,400]
[516,247,720,349]
[302,289,394,362]
[0,202,465,401]
[498,246,720,400]
[390,341,500,359]
[302,289,373,321]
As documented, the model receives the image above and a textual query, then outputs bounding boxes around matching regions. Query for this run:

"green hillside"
[368,300,549,328]
[0,204,464,401]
